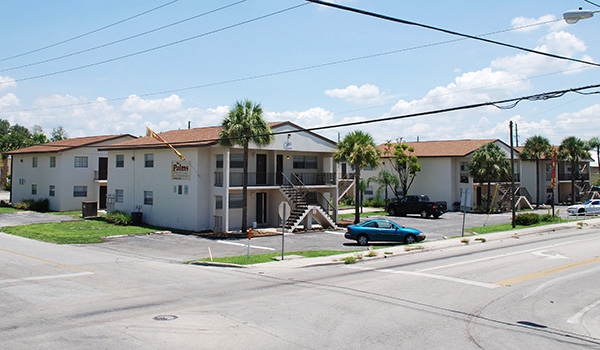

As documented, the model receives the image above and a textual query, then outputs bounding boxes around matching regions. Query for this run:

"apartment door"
[98,157,108,180]
[256,192,267,224]
[256,154,267,185]
[99,186,107,209]
[276,155,283,185]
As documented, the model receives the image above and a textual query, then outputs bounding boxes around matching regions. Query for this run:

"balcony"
[94,170,108,181]
[214,172,336,187]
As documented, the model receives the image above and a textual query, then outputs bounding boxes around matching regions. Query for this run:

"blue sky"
[1,0,599,147]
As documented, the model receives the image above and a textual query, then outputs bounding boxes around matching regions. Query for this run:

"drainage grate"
[153,315,178,321]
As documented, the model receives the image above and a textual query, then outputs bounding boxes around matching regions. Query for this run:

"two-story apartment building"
[5,134,137,211]
[99,122,338,232]
[362,139,592,210]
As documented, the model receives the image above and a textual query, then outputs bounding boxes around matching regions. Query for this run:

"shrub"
[364,197,386,208]
[540,214,554,222]
[106,210,133,226]
[515,213,541,226]
[14,198,49,212]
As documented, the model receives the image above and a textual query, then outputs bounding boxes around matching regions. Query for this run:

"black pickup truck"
[386,194,447,219]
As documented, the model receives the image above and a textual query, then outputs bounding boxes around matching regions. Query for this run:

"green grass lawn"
[0,207,18,214]
[1,218,157,244]
[189,249,361,265]
[464,216,564,235]
[338,210,387,220]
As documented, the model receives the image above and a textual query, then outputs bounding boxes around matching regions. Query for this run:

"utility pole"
[510,121,516,228]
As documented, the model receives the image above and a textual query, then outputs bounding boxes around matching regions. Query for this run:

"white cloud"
[0,76,16,92]
[0,93,19,107]
[121,94,183,113]
[492,31,590,76]
[325,84,385,104]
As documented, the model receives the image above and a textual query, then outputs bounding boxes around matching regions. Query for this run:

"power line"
[0,17,568,114]
[305,0,600,68]
[0,1,248,73]
[135,84,600,146]
[0,0,179,63]
[0,3,309,86]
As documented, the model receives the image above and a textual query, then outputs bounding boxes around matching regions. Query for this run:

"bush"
[14,198,49,212]
[364,197,386,208]
[540,214,554,222]
[515,213,541,226]
[106,210,133,226]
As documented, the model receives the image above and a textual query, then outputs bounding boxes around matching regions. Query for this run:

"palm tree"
[588,136,600,176]
[368,169,399,206]
[334,131,380,224]
[468,142,511,211]
[520,135,552,208]
[559,136,591,205]
[219,100,274,233]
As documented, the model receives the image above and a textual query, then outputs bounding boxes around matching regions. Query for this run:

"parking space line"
[216,240,276,251]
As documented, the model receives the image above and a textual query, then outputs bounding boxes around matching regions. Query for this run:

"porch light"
[563,7,599,23]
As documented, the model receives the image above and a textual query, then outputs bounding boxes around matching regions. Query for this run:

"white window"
[116,154,124,168]
[115,189,124,203]
[73,186,87,197]
[32,157,38,168]
[49,185,55,197]
[230,154,244,168]
[50,156,56,168]
[293,156,318,169]
[229,194,243,208]
[144,191,153,205]
[31,184,37,195]
[215,195,223,210]
[74,156,88,168]
[144,154,154,168]
[216,154,223,168]
[18,178,25,185]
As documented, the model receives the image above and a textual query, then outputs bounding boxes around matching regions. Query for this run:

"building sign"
[172,161,191,180]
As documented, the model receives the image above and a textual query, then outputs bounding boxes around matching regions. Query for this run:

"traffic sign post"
[279,202,290,261]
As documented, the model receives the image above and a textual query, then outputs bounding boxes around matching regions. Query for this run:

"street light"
[563,7,599,23]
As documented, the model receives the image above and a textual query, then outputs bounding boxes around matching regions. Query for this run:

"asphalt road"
[2,219,600,348]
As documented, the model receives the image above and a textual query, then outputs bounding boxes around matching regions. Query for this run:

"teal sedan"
[344,219,425,246]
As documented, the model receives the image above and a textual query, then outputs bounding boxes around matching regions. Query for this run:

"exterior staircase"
[280,174,336,232]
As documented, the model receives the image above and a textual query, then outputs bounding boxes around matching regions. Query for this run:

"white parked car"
[567,199,600,216]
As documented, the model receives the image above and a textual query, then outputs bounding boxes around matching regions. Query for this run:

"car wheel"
[433,213,440,219]
[404,234,416,244]
[399,211,407,217]
[579,208,585,215]
[389,207,397,216]
[357,235,369,246]
[420,210,429,218]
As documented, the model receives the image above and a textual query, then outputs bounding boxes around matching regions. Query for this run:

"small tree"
[334,131,380,224]
[219,100,274,233]
[559,136,590,205]
[51,126,68,142]
[468,142,511,211]
[368,169,399,205]
[384,140,421,199]
[520,135,552,208]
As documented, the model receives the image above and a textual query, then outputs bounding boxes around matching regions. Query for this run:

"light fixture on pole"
[564,0,600,23]
[563,8,598,23]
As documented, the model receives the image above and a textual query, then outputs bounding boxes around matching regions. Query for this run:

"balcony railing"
[94,170,108,181]
[558,173,590,181]
[214,172,336,187]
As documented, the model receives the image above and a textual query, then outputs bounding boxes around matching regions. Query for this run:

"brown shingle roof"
[4,134,136,155]
[98,121,311,151]
[378,139,502,158]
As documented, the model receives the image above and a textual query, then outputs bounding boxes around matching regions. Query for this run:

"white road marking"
[347,266,499,289]
[216,240,276,251]
[418,237,600,273]
[0,272,94,284]
[325,230,345,235]
[567,299,600,324]
[532,250,569,259]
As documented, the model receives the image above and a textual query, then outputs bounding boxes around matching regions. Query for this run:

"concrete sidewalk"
[216,217,600,270]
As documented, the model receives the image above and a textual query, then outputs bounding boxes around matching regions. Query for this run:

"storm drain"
[153,315,178,321]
